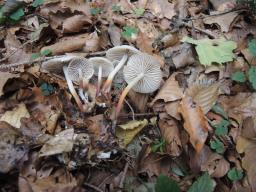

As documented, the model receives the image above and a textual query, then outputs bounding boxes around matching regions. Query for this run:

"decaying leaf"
[151,73,184,105]
[0,103,30,129]
[39,129,74,157]
[62,15,92,33]
[158,119,182,156]
[186,79,220,114]
[116,119,148,146]
[179,96,209,152]
[0,72,19,96]
[83,31,100,52]
[146,0,176,19]
[182,37,237,66]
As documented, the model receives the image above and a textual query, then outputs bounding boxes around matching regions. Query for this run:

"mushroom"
[89,57,114,95]
[115,53,162,118]
[101,45,140,93]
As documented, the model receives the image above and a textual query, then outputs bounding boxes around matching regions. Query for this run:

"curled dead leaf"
[62,15,92,33]
[179,96,209,153]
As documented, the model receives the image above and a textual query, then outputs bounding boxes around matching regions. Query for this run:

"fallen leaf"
[116,119,148,146]
[203,11,240,32]
[147,0,176,19]
[186,80,220,114]
[39,129,74,157]
[83,31,100,52]
[158,119,182,156]
[179,96,209,153]
[242,117,256,139]
[0,72,19,96]
[0,121,28,173]
[41,33,89,55]
[128,90,148,112]
[62,15,91,33]
[151,73,184,105]
[108,24,122,46]
[0,103,30,128]
[182,37,237,66]
[165,101,181,120]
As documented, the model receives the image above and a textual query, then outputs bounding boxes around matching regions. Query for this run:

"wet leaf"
[231,71,246,83]
[182,37,237,66]
[179,96,209,153]
[188,172,214,192]
[227,168,244,181]
[155,174,180,192]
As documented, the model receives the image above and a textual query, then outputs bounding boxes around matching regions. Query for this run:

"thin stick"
[118,162,129,190]
[84,182,104,192]
[124,99,135,120]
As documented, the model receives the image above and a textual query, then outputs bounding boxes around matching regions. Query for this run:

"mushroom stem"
[102,54,128,93]
[115,73,144,119]
[97,65,102,95]
[63,66,84,111]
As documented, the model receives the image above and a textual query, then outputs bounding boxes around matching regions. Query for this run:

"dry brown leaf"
[41,33,89,55]
[83,31,100,52]
[158,119,182,156]
[147,0,176,19]
[60,0,91,15]
[203,11,240,32]
[241,48,256,65]
[128,90,148,112]
[150,73,183,106]
[39,129,74,157]
[0,103,30,129]
[179,96,209,153]
[0,121,28,173]
[242,117,256,139]
[62,15,92,33]
[165,101,181,120]
[0,72,19,96]
[186,80,220,114]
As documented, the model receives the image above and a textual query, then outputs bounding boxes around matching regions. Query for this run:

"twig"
[83,182,104,192]
[118,162,129,191]
[119,112,156,118]
[124,99,135,120]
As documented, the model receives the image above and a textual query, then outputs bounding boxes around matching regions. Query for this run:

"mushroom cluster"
[42,45,162,119]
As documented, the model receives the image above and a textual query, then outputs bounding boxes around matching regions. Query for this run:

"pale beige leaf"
[116,119,148,146]
[150,73,184,105]
[0,103,30,128]
[147,0,176,19]
[186,79,220,114]
[0,72,19,96]
[158,119,182,156]
[83,31,100,52]
[165,101,181,120]
[39,129,74,157]
[179,96,209,153]
[62,15,91,33]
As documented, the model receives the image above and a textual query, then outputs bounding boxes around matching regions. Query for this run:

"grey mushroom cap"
[123,53,162,93]
[89,57,114,77]
[106,45,140,61]
[41,55,77,74]
[67,57,94,82]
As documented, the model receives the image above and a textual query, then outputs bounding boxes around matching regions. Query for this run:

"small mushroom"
[102,45,140,93]
[67,57,94,90]
[89,57,114,95]
[115,53,162,118]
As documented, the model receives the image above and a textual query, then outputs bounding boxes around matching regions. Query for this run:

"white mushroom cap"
[67,57,94,82]
[106,45,140,61]
[123,53,162,93]
[41,55,77,74]
[89,57,114,77]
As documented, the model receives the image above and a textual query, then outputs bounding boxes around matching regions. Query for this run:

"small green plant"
[211,104,228,119]
[134,7,145,16]
[155,174,180,192]
[32,0,44,8]
[227,168,244,181]
[151,138,166,153]
[231,71,246,83]
[231,66,256,90]
[112,5,121,12]
[40,83,54,96]
[90,7,102,16]
[210,138,225,154]
[188,172,214,192]
[213,119,230,136]
[121,25,139,39]
[31,49,51,60]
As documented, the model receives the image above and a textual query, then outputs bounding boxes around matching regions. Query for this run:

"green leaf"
[121,26,139,39]
[90,7,102,16]
[112,5,121,12]
[31,53,41,60]
[227,168,244,181]
[231,71,246,83]
[151,138,166,153]
[188,173,214,192]
[210,138,225,154]
[248,39,256,57]
[40,49,51,56]
[214,119,230,136]
[248,66,256,90]
[134,7,145,16]
[182,37,237,66]
[9,7,24,21]
[40,83,54,96]
[171,164,185,177]
[211,104,228,119]
[155,174,180,192]
[32,0,44,8]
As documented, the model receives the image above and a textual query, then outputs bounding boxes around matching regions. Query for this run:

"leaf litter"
[0,0,256,191]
